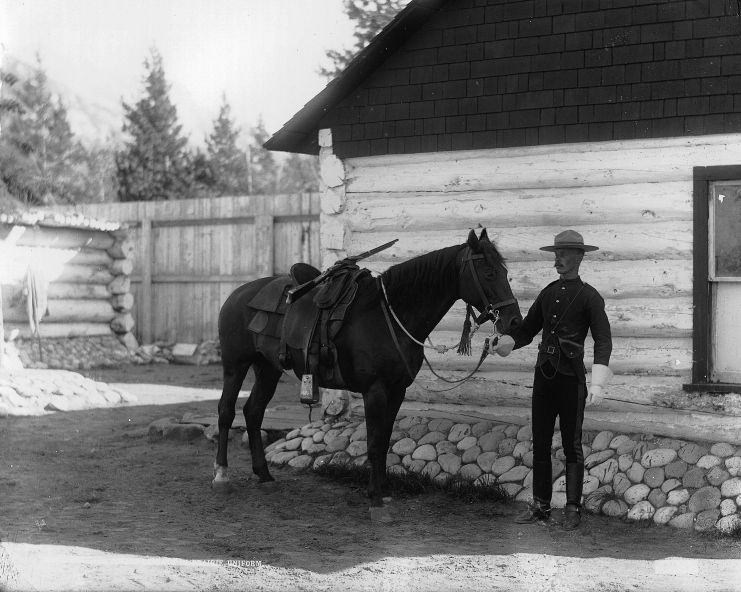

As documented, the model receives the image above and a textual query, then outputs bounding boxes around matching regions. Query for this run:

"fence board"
[62,194,320,344]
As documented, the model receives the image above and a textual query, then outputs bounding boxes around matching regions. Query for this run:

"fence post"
[140,218,154,344]
[255,215,274,277]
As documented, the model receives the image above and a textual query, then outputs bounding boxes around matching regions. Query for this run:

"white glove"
[493,335,515,357]
[587,364,612,407]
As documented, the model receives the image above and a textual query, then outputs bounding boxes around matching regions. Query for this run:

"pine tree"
[116,48,193,201]
[205,96,249,196]
[277,153,319,194]
[247,116,278,195]
[321,0,408,79]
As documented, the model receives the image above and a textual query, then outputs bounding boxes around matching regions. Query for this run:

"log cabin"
[265,0,741,436]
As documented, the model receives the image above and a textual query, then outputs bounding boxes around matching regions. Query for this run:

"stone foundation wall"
[13,336,141,370]
[265,414,741,535]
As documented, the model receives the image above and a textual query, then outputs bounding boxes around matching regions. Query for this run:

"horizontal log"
[2,298,115,323]
[367,259,692,300]
[435,297,692,338]
[68,248,114,267]
[108,238,135,260]
[418,332,691,376]
[346,135,741,193]
[405,370,688,411]
[111,293,135,312]
[58,264,114,285]
[110,313,135,334]
[108,276,131,295]
[1,225,115,250]
[110,258,134,275]
[348,222,692,262]
[4,322,114,339]
[346,181,692,232]
[46,283,111,300]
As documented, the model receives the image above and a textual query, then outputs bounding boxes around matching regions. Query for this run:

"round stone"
[433,471,451,485]
[392,437,417,456]
[616,439,636,455]
[312,453,333,470]
[627,500,655,521]
[286,428,301,440]
[326,436,350,453]
[551,459,565,479]
[350,426,366,442]
[656,438,684,451]
[460,463,482,481]
[683,467,707,489]
[422,461,441,479]
[457,435,478,451]
[694,509,720,532]
[678,442,707,464]
[412,444,438,462]
[667,488,691,505]
[329,451,351,467]
[617,453,633,472]
[436,440,458,455]
[717,514,741,534]
[408,422,429,441]
[624,483,651,505]
[696,455,721,469]
[661,478,682,493]
[725,456,741,477]
[500,482,522,498]
[438,453,461,475]
[550,492,567,509]
[272,450,300,465]
[613,473,632,496]
[553,475,567,493]
[312,431,325,443]
[474,474,497,488]
[284,437,303,451]
[710,442,735,458]
[589,458,619,484]
[407,459,426,474]
[491,456,516,476]
[288,455,313,469]
[398,416,425,430]
[585,449,615,469]
[471,421,493,437]
[499,465,530,483]
[664,460,688,479]
[720,498,737,516]
[428,418,454,433]
[602,499,628,517]
[720,477,741,497]
[476,451,499,473]
[504,424,519,438]
[461,445,481,465]
[668,512,696,529]
[648,488,667,509]
[513,441,531,459]
[302,442,327,455]
[591,430,614,451]
[522,451,534,468]
[583,475,600,496]
[418,431,446,445]
[479,431,505,452]
[688,485,721,513]
[402,455,414,469]
[644,467,665,488]
[388,465,406,477]
[516,425,532,441]
[609,434,632,450]
[448,423,471,443]
[346,440,368,457]
[627,462,645,483]
[641,448,677,468]
[299,424,318,437]
[498,438,517,456]
[653,506,678,525]
[386,453,401,466]
[706,466,730,487]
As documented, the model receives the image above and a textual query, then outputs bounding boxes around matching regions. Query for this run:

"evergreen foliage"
[278,152,319,194]
[321,0,408,79]
[205,96,249,196]
[115,48,193,201]
[247,116,278,195]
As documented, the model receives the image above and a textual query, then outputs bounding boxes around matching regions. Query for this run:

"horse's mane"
[381,244,464,304]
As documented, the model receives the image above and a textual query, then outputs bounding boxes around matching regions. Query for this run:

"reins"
[378,245,514,391]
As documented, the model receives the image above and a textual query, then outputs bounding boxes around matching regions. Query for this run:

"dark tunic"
[512,276,612,382]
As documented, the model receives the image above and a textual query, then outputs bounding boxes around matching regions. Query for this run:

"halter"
[460,248,518,327]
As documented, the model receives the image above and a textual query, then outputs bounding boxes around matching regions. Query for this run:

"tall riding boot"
[564,462,584,530]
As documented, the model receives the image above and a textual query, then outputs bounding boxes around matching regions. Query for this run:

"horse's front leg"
[363,380,394,523]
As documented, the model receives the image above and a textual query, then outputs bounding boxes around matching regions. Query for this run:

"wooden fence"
[62,193,320,344]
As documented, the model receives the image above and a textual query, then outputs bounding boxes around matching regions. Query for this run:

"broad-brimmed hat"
[539,229,599,252]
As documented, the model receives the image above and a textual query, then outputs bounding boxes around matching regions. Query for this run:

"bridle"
[460,247,518,329]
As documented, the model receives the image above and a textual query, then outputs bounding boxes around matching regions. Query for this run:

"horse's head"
[458,228,522,335]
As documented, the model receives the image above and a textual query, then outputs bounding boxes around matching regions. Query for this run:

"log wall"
[319,132,741,409]
[0,218,136,347]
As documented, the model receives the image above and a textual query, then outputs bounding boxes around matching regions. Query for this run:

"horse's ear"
[467,228,479,251]
[478,227,489,242]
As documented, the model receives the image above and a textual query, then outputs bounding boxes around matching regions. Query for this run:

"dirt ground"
[1,363,741,592]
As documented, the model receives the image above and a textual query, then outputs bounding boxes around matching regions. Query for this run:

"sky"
[0,0,357,146]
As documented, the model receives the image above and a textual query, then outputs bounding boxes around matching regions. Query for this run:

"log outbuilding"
[265,0,741,439]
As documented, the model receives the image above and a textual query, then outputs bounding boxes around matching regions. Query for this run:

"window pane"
[713,183,741,278]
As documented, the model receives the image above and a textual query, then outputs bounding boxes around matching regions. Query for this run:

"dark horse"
[214,228,522,521]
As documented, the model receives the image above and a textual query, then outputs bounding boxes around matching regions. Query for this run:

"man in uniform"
[494,230,612,530]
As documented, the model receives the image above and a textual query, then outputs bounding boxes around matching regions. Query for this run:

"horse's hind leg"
[243,361,282,483]
[212,361,249,492]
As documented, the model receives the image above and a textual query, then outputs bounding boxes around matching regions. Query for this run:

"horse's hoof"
[211,478,233,493]
[369,505,393,524]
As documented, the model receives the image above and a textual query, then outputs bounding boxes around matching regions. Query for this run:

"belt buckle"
[545,345,556,355]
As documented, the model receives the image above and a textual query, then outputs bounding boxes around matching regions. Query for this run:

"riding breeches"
[530,362,587,508]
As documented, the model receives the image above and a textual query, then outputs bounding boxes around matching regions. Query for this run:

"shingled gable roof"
[264,0,446,154]
[267,0,741,158]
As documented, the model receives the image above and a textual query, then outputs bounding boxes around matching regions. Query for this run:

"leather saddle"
[245,262,369,388]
